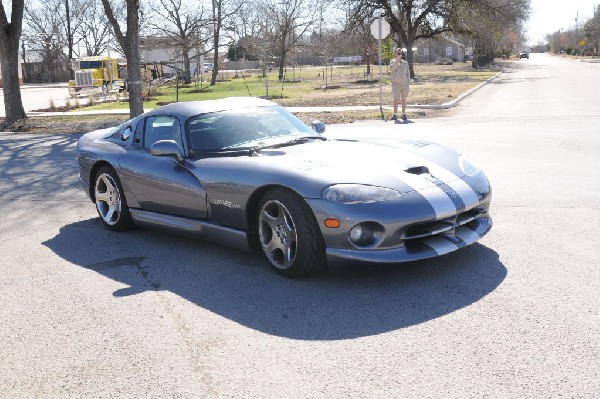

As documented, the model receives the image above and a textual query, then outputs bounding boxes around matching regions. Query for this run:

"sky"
[526,0,598,43]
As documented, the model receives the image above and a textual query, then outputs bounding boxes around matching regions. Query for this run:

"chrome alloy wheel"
[94,172,122,226]
[258,199,298,269]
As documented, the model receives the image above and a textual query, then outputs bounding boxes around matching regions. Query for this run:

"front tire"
[94,166,133,231]
[257,188,327,277]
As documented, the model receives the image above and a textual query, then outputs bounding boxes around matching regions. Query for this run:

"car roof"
[144,97,278,119]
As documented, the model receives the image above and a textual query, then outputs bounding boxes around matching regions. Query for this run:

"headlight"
[322,184,402,204]
[459,155,480,177]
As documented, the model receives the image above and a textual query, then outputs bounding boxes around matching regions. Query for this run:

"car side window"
[143,116,181,149]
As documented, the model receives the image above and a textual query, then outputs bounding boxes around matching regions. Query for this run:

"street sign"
[579,39,586,46]
[370,18,390,39]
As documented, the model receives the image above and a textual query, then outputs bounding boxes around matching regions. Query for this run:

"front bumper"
[325,216,492,266]
[305,170,493,266]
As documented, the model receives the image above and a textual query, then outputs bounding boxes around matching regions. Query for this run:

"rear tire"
[94,166,133,231]
[257,188,327,277]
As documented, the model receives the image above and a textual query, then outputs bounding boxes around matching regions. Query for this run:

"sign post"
[370,16,390,120]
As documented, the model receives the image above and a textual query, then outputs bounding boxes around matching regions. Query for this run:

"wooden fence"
[22,62,71,83]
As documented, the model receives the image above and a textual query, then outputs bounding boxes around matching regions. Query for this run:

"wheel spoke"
[265,237,281,254]
[105,207,115,223]
[101,175,116,191]
[261,206,286,227]
[283,211,296,233]
[281,240,296,267]
[95,190,110,203]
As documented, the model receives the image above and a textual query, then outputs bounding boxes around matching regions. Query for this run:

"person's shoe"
[401,114,408,121]
[391,114,398,121]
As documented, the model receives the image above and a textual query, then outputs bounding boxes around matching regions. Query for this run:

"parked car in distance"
[519,51,529,59]
[76,97,493,277]
[203,63,214,72]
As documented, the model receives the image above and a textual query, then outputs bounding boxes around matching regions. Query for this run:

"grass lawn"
[80,62,504,112]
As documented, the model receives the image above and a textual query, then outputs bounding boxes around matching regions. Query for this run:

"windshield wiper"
[189,149,250,158]
[248,136,326,156]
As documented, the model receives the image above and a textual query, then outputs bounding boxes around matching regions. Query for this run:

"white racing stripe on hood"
[377,159,455,219]
[393,151,480,210]
[426,164,480,208]
[400,174,458,219]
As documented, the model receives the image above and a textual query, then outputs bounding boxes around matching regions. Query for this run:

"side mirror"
[311,120,326,134]
[151,140,183,161]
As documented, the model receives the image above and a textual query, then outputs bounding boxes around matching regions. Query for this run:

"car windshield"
[186,105,318,155]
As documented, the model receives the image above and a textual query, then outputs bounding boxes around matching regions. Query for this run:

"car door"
[118,114,208,219]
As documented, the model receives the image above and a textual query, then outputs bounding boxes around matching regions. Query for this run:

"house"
[414,35,468,63]
[139,36,206,77]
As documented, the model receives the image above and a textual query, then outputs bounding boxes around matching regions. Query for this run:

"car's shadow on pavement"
[0,134,82,201]
[44,218,506,341]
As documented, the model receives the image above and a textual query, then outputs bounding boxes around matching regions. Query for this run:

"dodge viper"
[76,97,492,277]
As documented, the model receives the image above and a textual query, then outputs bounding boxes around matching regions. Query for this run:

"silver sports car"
[77,97,492,277]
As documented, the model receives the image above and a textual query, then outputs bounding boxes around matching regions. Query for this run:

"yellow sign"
[579,40,586,46]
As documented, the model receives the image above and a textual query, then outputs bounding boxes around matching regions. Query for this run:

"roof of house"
[415,34,466,48]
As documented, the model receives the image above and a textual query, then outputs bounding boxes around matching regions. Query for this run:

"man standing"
[390,47,410,121]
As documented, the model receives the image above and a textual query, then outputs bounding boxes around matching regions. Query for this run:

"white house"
[139,36,206,77]
[414,35,467,63]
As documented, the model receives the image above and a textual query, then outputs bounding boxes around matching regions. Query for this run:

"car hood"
[197,138,472,196]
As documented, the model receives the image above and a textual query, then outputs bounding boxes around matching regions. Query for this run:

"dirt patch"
[0,108,455,134]
[295,108,452,125]
[1,115,130,134]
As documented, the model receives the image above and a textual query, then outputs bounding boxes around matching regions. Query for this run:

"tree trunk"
[210,30,219,86]
[125,34,143,118]
[182,50,191,84]
[0,0,27,125]
[65,0,74,79]
[0,49,26,124]
[406,45,415,79]
[210,0,222,86]
[100,0,144,118]
[278,41,286,81]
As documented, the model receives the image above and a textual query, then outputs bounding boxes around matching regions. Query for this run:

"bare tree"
[23,0,66,64]
[0,0,26,124]
[148,0,207,84]
[225,0,265,62]
[209,0,241,86]
[584,5,600,54]
[259,0,316,80]
[339,5,378,75]
[100,0,143,117]
[227,0,261,39]
[345,0,530,77]
[456,0,529,65]
[76,0,113,56]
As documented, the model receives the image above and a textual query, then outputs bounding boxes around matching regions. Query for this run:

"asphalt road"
[1,53,598,398]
